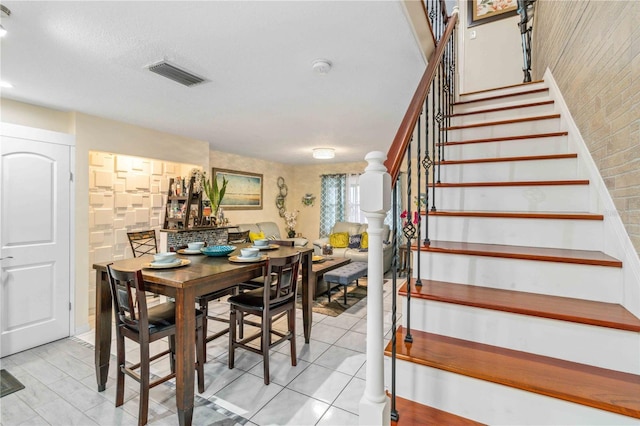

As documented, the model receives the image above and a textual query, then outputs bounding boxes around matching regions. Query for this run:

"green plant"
[203,174,228,217]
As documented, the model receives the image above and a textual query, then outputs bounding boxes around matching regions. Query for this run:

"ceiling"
[0,1,428,165]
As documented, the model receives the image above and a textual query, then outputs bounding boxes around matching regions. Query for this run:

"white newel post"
[359,151,391,426]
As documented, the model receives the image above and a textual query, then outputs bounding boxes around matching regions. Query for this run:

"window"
[319,173,402,238]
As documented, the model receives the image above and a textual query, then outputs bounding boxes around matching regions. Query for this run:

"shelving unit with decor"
[163,177,203,230]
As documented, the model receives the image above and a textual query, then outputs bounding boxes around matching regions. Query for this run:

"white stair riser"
[458,82,548,103]
[415,251,622,303]
[402,298,640,374]
[454,91,550,113]
[444,135,568,160]
[448,117,561,141]
[385,358,640,425]
[434,184,590,212]
[451,102,556,126]
[439,157,579,183]
[424,215,604,251]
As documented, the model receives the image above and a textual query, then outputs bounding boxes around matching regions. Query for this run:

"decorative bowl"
[254,239,269,247]
[240,247,260,258]
[153,252,178,263]
[200,245,236,257]
[187,241,205,250]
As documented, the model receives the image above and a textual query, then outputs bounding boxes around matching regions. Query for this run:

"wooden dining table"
[92,244,313,426]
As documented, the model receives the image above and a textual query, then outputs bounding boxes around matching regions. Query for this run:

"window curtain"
[319,174,346,237]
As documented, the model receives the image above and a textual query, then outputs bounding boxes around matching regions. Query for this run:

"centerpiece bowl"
[200,245,236,257]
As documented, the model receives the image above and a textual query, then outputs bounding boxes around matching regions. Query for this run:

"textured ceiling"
[0,1,427,164]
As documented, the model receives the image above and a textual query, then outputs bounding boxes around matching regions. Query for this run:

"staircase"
[385,81,640,425]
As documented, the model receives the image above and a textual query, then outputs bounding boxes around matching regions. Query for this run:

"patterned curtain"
[319,174,346,237]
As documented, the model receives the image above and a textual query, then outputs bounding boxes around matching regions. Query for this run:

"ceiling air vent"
[147,61,206,87]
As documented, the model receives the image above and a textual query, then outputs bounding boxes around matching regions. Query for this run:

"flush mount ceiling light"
[312,148,335,159]
[312,59,332,75]
[0,4,11,38]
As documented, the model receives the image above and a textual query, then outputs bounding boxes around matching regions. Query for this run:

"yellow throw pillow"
[329,232,349,248]
[249,231,265,243]
[360,231,368,249]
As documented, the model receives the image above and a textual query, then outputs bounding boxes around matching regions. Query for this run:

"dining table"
[92,243,314,426]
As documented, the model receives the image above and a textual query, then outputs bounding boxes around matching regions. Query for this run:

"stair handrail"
[385,8,458,183]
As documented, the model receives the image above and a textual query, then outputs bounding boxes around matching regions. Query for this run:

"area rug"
[298,278,387,317]
[0,369,25,398]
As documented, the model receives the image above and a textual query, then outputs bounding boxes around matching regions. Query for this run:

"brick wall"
[532,0,640,253]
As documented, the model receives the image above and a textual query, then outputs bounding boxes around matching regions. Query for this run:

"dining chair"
[228,252,301,385]
[106,264,206,426]
[127,230,157,258]
[196,286,240,357]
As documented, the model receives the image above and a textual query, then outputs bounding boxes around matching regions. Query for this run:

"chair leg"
[228,307,236,369]
[288,309,297,367]
[138,337,150,426]
[115,332,126,407]
[199,300,209,359]
[168,335,176,374]
[262,311,270,385]
[196,317,205,394]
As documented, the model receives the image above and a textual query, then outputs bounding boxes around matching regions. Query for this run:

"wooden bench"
[324,261,368,304]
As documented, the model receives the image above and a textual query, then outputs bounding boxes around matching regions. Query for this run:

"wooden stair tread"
[459,80,545,97]
[399,280,640,331]
[427,210,604,220]
[443,131,568,146]
[447,100,555,118]
[437,153,577,165]
[417,240,622,267]
[444,114,560,131]
[435,179,589,188]
[453,88,549,106]
[385,327,640,419]
[390,393,485,425]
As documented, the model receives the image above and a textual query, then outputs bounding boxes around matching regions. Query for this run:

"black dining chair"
[126,230,158,258]
[228,252,301,385]
[106,264,206,426]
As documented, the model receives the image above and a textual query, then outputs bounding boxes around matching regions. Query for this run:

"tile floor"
[0,279,398,426]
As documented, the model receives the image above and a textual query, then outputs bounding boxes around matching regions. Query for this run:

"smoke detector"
[312,59,332,75]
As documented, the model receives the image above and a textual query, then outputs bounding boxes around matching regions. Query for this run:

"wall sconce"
[301,193,316,207]
[312,148,335,159]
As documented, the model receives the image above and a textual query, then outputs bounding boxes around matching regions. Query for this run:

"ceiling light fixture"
[312,59,332,75]
[0,4,11,38]
[312,148,335,160]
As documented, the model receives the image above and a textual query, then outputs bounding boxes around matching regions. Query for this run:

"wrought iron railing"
[386,1,458,421]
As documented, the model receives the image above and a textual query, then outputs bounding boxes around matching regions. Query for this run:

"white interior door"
[1,128,72,357]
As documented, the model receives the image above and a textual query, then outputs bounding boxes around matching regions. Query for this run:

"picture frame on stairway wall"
[467,0,518,27]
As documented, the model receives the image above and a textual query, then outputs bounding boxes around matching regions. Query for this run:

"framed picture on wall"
[468,0,518,27]
[213,168,263,210]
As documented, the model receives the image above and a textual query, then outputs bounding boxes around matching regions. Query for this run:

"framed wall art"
[468,0,518,27]
[213,168,263,210]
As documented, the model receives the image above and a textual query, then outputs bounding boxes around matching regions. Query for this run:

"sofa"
[312,221,393,273]
[236,221,308,248]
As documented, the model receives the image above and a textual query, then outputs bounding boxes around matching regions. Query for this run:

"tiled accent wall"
[532,1,640,254]
[88,152,197,313]
[165,229,228,251]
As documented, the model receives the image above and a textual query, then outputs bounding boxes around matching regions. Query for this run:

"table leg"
[301,251,313,343]
[94,269,112,392]
[175,287,195,426]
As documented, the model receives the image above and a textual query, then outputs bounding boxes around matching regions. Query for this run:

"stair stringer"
[545,68,640,319]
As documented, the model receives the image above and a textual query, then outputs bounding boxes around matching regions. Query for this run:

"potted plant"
[202,173,228,223]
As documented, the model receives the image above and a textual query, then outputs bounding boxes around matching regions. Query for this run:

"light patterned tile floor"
[0,279,399,426]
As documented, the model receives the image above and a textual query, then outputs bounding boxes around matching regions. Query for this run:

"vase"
[287,229,296,238]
